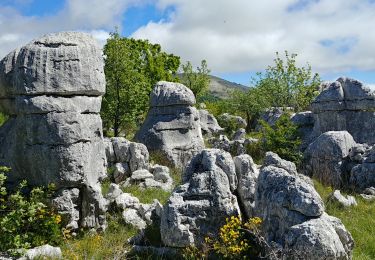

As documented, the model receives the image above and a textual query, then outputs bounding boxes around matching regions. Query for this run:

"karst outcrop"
[136,81,204,168]
[0,32,107,230]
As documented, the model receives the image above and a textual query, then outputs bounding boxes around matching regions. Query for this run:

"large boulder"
[160,149,240,247]
[311,77,375,144]
[198,109,223,136]
[304,131,356,187]
[255,153,354,259]
[233,154,259,218]
[0,32,107,230]
[290,111,315,150]
[136,81,204,168]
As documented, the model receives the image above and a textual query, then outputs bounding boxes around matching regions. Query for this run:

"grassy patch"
[314,180,375,260]
[62,214,138,259]
[122,186,171,205]
[0,112,8,127]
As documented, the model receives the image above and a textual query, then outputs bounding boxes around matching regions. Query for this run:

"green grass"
[0,112,8,127]
[122,185,171,204]
[314,180,375,260]
[61,214,138,259]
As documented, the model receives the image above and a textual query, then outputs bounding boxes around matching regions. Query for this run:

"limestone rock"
[122,208,147,230]
[304,131,356,188]
[113,162,130,183]
[0,31,105,98]
[128,142,149,172]
[136,81,204,168]
[283,213,354,260]
[233,128,246,140]
[198,109,223,136]
[161,149,241,247]
[115,193,140,210]
[291,111,314,150]
[0,31,107,230]
[112,137,131,163]
[21,244,62,260]
[105,183,123,203]
[311,77,375,144]
[255,107,292,131]
[233,154,259,217]
[51,188,80,230]
[328,190,357,207]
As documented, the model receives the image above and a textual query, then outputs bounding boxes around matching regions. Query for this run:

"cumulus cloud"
[0,0,149,57]
[131,0,375,76]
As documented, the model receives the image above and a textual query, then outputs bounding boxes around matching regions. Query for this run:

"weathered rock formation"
[161,149,240,247]
[198,109,223,136]
[0,32,107,229]
[136,81,204,168]
[290,111,315,150]
[311,77,375,144]
[255,152,354,259]
[304,131,356,188]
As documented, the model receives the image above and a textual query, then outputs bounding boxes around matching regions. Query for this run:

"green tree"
[229,51,321,132]
[180,60,211,99]
[101,31,180,137]
[255,51,321,111]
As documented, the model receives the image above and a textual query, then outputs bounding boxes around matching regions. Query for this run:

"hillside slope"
[178,74,248,99]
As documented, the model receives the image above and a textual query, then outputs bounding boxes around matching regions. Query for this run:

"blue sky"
[1,0,375,87]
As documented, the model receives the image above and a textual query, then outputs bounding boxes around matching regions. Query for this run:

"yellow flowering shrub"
[182,216,263,259]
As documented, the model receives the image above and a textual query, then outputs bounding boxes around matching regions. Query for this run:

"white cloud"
[131,0,375,76]
[0,0,149,57]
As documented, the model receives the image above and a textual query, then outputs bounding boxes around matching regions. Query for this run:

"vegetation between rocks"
[314,180,375,260]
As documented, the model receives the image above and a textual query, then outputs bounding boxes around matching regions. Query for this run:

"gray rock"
[113,162,130,183]
[136,81,204,168]
[283,213,354,260]
[112,137,131,163]
[138,200,163,224]
[304,131,356,188]
[150,81,195,107]
[161,149,241,247]
[0,32,107,230]
[233,154,259,217]
[123,208,146,230]
[328,190,357,207]
[218,113,247,130]
[256,107,292,131]
[115,193,140,210]
[0,32,105,98]
[105,183,123,203]
[198,109,223,136]
[291,111,315,150]
[255,165,324,243]
[349,163,375,191]
[104,138,116,164]
[264,151,298,175]
[311,77,375,144]
[233,128,246,141]
[21,244,62,260]
[128,142,149,172]
[131,169,154,181]
[52,188,80,230]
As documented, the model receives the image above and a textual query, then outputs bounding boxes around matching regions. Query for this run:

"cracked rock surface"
[0,31,107,230]
[136,81,204,168]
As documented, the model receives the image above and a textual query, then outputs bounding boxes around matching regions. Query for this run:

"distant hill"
[177,74,248,99]
[208,75,248,99]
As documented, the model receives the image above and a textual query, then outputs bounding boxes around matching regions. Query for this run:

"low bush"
[0,167,63,256]
[245,114,302,165]
[183,216,264,259]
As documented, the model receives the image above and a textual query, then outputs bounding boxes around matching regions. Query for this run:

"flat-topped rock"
[150,81,195,107]
[0,31,105,98]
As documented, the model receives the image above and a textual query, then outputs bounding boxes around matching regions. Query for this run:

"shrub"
[0,167,63,256]
[246,114,302,165]
[0,112,8,127]
[182,216,263,259]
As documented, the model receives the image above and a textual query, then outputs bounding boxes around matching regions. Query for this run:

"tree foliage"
[0,167,62,256]
[180,59,211,99]
[101,31,180,137]
[228,51,321,131]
